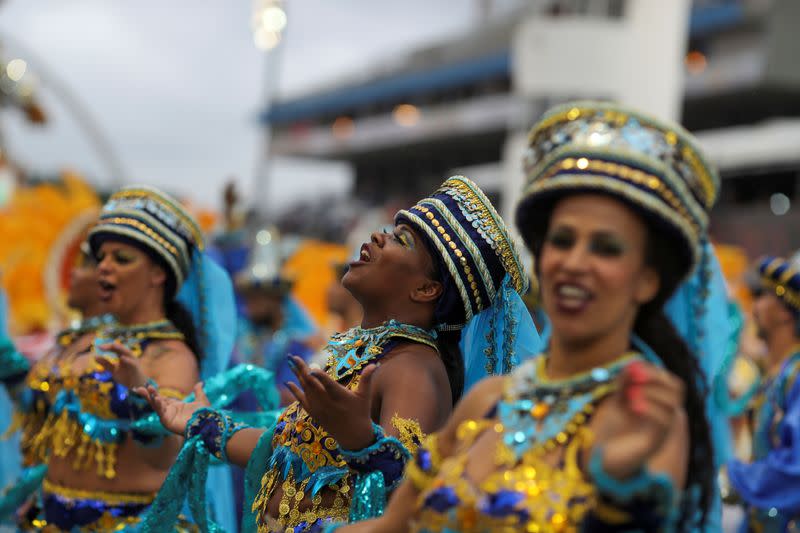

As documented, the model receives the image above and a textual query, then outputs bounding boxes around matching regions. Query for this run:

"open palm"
[135,382,211,436]
[286,355,377,450]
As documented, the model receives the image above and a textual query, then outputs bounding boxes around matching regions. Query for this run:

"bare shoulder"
[142,339,199,377]
[374,343,447,385]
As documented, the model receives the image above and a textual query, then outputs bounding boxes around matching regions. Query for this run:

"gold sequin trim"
[111,188,205,249]
[103,217,179,256]
[442,177,527,294]
[42,479,155,505]
[529,104,717,209]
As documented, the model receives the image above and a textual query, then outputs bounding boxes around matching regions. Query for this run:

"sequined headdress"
[517,101,720,280]
[397,176,540,388]
[757,256,800,314]
[89,186,204,295]
[396,176,528,329]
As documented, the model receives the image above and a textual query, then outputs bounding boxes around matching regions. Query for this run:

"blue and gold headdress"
[89,186,204,295]
[517,101,719,280]
[397,176,527,328]
[397,176,540,388]
[757,256,800,314]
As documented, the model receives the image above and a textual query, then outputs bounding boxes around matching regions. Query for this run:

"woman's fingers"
[95,356,117,372]
[286,382,309,411]
[99,341,134,358]
[289,356,326,395]
[193,382,211,407]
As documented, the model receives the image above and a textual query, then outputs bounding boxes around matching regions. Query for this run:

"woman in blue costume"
[726,256,800,531]
[3,186,240,532]
[325,101,723,532]
[140,176,540,532]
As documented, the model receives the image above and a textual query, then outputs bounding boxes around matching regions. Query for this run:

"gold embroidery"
[413,425,597,533]
[391,414,425,454]
[42,479,155,505]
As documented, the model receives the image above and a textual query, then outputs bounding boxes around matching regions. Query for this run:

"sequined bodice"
[252,321,435,532]
[414,419,596,533]
[410,353,640,533]
[17,320,184,478]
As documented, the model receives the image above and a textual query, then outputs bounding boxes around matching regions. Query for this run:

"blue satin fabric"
[727,353,800,532]
[459,274,543,392]
[177,251,239,533]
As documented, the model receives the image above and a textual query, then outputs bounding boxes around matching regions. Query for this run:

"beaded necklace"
[92,319,185,358]
[497,352,640,462]
[325,320,438,382]
[56,314,116,347]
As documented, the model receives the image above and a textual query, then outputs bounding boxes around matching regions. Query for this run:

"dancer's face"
[342,223,441,311]
[752,289,795,340]
[537,194,659,348]
[96,241,166,322]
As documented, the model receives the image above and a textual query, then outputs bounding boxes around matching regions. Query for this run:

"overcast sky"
[0,1,519,210]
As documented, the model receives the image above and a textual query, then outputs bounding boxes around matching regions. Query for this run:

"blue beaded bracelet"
[588,445,675,507]
[185,407,248,463]
[338,422,411,491]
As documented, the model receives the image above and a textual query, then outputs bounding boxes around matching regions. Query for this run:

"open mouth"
[98,279,116,302]
[553,282,593,313]
[349,243,373,267]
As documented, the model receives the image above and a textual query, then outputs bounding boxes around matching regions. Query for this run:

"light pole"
[251,0,287,218]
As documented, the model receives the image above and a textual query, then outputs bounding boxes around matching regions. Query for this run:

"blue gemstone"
[479,490,526,517]
[423,486,460,512]
[591,367,609,381]
[514,431,526,444]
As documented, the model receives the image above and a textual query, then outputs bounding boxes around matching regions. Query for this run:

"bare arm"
[136,342,200,469]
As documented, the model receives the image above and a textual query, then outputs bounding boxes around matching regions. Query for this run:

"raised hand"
[285,355,377,450]
[592,360,685,480]
[135,382,211,436]
[95,342,148,389]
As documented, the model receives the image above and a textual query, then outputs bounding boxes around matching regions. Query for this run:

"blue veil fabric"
[664,242,734,466]
[458,274,543,392]
[663,242,733,533]
[177,252,238,533]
